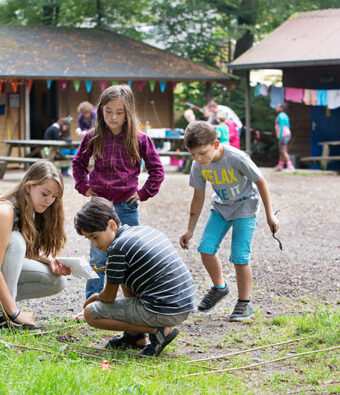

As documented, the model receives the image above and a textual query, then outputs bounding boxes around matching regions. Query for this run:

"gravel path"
[1,167,339,348]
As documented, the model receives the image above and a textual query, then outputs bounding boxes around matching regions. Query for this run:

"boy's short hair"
[184,121,217,149]
[217,112,227,122]
[74,197,121,235]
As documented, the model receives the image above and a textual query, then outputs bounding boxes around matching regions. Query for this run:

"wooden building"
[229,9,340,169]
[0,25,235,145]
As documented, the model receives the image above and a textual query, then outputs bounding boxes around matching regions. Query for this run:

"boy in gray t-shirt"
[180,121,279,321]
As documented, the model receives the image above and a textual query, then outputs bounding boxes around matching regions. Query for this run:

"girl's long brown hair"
[1,161,66,258]
[89,84,141,163]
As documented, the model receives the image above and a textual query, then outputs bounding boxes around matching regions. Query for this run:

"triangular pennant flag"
[85,80,92,93]
[0,81,3,94]
[11,80,18,93]
[100,81,106,92]
[112,81,118,85]
[61,80,67,90]
[46,80,53,89]
[73,80,80,92]
[27,80,33,93]
[138,81,144,92]
[149,81,156,92]
[160,81,166,93]
[127,81,132,87]
[172,81,177,90]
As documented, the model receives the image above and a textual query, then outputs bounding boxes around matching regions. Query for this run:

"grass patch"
[0,304,339,394]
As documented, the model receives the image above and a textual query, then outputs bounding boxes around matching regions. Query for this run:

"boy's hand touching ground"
[180,230,193,249]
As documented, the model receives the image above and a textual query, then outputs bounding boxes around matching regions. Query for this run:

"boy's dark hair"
[74,197,121,235]
[184,121,217,149]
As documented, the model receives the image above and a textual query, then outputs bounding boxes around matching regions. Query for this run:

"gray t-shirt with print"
[189,145,262,220]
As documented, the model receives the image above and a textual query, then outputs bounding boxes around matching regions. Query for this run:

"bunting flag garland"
[138,81,144,92]
[61,80,67,91]
[46,80,53,89]
[159,81,166,93]
[149,81,156,92]
[73,80,80,92]
[85,80,92,93]
[100,81,106,92]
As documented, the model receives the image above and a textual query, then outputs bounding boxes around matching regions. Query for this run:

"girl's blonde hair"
[77,101,93,114]
[89,84,141,163]
[1,161,66,258]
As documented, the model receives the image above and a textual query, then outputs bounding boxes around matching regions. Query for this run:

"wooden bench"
[300,155,340,170]
[158,151,192,174]
[301,140,340,170]
[0,156,76,179]
[0,156,42,178]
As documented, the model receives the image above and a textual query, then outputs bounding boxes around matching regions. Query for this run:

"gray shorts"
[87,297,191,328]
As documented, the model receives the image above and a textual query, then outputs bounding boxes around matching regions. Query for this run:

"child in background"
[179,121,279,321]
[274,103,294,171]
[226,119,240,149]
[0,161,70,330]
[74,197,195,356]
[72,85,164,315]
[44,118,75,177]
[184,109,196,123]
[216,112,230,145]
[76,101,97,137]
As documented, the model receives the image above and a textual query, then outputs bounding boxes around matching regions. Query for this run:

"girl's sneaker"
[228,300,254,321]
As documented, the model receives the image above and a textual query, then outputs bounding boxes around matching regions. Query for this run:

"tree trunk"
[96,0,103,27]
[233,0,258,60]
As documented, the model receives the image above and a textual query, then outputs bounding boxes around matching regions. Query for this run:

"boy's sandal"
[140,327,179,356]
[106,331,149,350]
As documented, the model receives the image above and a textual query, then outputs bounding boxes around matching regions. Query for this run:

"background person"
[76,101,97,137]
[216,112,230,144]
[274,103,294,171]
[44,117,75,177]
[207,100,243,136]
[0,161,70,330]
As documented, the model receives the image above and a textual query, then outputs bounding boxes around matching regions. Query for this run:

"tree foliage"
[0,0,154,39]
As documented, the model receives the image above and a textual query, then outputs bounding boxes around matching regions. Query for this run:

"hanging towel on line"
[285,87,303,103]
[327,90,340,109]
[270,86,284,109]
[317,90,328,106]
[303,89,317,106]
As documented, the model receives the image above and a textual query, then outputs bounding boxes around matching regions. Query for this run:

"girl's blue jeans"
[85,201,139,299]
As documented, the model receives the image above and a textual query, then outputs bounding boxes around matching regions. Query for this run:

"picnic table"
[150,135,192,173]
[300,140,340,170]
[0,139,80,179]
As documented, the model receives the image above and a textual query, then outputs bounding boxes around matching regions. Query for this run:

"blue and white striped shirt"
[106,225,196,315]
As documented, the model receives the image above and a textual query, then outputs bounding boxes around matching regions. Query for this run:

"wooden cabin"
[0,25,235,147]
[230,9,340,169]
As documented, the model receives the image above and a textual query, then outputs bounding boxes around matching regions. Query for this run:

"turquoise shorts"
[197,210,257,265]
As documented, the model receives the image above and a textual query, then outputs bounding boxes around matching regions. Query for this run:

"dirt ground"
[1,166,339,356]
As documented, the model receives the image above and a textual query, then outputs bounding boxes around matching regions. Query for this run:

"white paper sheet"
[56,257,99,279]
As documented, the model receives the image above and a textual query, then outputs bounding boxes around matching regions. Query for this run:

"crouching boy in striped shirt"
[74,197,196,356]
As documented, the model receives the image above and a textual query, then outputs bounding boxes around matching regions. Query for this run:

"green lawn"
[0,304,339,394]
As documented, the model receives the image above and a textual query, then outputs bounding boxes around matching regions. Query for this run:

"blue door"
[310,85,340,170]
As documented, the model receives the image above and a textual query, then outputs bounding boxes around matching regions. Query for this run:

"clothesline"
[254,83,340,110]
